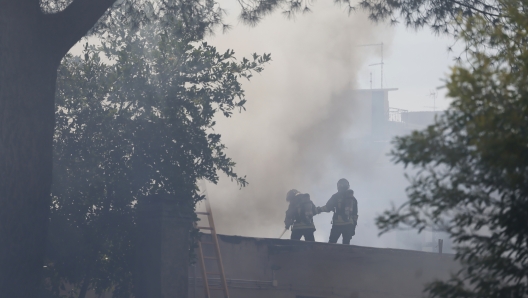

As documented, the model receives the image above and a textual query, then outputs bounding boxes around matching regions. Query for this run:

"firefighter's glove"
[352,215,358,225]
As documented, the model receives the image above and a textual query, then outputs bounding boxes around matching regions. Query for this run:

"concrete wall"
[401,111,442,127]
[349,89,398,141]
[190,234,459,298]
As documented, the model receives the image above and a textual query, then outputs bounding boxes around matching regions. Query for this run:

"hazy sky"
[367,26,457,112]
[199,0,457,251]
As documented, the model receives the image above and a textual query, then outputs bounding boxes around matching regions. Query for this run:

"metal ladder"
[195,194,229,298]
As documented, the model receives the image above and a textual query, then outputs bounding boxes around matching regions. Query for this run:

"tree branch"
[43,0,117,61]
[451,0,501,18]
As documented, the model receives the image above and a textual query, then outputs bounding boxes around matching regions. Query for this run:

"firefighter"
[284,189,317,241]
[316,179,358,244]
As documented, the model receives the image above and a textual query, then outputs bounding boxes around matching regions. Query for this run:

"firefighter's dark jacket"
[284,194,317,231]
[319,190,358,226]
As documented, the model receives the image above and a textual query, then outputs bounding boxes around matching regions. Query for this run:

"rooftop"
[190,234,459,298]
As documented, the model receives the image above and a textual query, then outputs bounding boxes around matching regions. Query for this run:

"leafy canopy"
[358,0,502,34]
[40,0,228,38]
[377,1,528,297]
[44,24,269,297]
[232,0,502,34]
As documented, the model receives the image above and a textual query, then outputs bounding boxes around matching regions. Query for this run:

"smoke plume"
[200,1,424,250]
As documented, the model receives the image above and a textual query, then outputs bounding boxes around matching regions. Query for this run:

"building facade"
[190,234,459,298]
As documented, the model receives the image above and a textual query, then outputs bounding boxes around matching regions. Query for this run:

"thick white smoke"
[200,0,427,250]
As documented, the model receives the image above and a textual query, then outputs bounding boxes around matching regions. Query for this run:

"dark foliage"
[40,0,228,38]
[358,0,502,34]
[42,24,269,297]
[376,1,528,297]
[231,0,502,33]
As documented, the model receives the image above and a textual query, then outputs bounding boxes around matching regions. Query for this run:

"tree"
[42,23,268,297]
[0,1,228,296]
[376,1,528,297]
[0,0,484,295]
[234,0,503,32]
[358,0,502,34]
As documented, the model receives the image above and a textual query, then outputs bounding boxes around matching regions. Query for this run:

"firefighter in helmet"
[284,189,317,241]
[316,179,358,244]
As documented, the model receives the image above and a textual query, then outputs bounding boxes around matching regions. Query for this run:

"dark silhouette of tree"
[0,0,226,296]
[358,0,502,34]
[376,1,528,296]
[41,23,268,298]
[234,0,502,33]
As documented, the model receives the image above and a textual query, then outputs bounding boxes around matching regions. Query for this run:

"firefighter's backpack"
[335,190,355,222]
[295,194,314,224]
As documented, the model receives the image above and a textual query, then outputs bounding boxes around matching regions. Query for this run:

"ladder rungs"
[196,197,229,296]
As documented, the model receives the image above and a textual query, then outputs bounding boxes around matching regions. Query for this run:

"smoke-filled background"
[195,0,437,250]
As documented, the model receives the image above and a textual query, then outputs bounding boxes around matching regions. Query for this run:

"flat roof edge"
[354,88,399,92]
[214,233,453,256]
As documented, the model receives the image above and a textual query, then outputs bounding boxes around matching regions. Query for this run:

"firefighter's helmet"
[337,178,350,193]
[286,189,300,202]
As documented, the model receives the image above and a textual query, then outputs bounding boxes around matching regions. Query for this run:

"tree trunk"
[78,276,91,298]
[1,0,116,296]
[0,2,61,297]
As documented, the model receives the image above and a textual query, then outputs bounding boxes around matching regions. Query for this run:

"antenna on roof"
[424,90,438,111]
[429,90,437,111]
[358,43,384,89]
